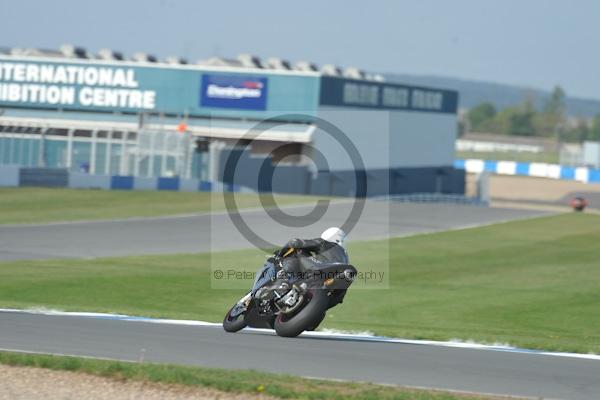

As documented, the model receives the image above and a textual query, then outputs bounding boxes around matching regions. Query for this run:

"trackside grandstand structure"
[0,46,463,196]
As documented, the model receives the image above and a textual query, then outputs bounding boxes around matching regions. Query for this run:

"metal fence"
[559,143,583,167]
[0,127,207,179]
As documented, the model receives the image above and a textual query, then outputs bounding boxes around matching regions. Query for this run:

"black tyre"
[223,305,247,333]
[274,289,329,337]
[306,312,326,331]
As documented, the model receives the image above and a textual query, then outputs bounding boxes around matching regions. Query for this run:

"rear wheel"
[306,312,326,331]
[274,289,329,337]
[223,304,247,333]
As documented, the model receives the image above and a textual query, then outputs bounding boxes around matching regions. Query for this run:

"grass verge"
[1,214,599,353]
[0,187,325,224]
[0,351,507,399]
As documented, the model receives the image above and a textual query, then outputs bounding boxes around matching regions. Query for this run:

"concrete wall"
[216,148,311,194]
[20,168,69,187]
[314,107,457,172]
[389,110,456,168]
[69,172,111,189]
[0,165,20,187]
[312,108,391,172]
[216,148,465,196]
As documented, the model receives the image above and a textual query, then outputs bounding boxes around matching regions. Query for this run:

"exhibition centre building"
[0,46,463,196]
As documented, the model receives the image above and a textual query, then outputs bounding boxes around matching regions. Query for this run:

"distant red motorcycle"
[570,196,587,212]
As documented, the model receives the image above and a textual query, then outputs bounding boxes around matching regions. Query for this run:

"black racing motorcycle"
[222,249,357,337]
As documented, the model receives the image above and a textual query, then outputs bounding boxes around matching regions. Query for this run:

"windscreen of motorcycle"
[252,261,277,294]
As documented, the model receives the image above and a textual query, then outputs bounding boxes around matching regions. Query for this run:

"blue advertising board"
[200,74,268,110]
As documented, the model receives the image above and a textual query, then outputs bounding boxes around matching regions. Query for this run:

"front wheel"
[274,289,329,337]
[223,304,247,333]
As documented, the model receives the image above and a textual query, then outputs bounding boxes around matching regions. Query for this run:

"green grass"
[0,188,325,224]
[0,351,502,399]
[1,214,599,353]
[456,150,559,164]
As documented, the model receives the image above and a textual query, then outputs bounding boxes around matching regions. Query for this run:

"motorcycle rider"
[273,227,349,308]
[277,227,348,275]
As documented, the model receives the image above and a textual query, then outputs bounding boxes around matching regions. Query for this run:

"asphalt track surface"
[0,200,549,261]
[1,311,599,400]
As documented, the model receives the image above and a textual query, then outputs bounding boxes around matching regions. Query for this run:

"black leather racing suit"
[277,238,350,306]
[278,237,348,274]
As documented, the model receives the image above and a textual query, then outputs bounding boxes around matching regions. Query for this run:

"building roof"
[0,45,386,81]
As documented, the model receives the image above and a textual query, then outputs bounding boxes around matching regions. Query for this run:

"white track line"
[1,308,598,361]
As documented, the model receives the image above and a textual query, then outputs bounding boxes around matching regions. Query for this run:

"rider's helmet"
[321,227,346,247]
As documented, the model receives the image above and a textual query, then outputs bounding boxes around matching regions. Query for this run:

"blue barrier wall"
[0,165,232,193]
[455,159,600,184]
[157,177,180,191]
[0,161,465,197]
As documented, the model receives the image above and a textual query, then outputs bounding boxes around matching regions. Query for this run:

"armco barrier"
[455,159,600,184]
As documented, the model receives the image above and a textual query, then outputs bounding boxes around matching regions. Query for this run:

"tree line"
[464,86,600,142]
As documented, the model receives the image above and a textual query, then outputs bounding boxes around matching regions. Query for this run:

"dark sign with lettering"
[319,77,458,114]
[200,74,268,110]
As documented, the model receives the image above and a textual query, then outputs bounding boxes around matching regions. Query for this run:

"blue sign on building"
[200,74,268,110]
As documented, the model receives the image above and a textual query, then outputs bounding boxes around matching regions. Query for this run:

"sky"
[1,0,598,99]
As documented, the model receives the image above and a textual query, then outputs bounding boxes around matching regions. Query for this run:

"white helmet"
[321,227,346,247]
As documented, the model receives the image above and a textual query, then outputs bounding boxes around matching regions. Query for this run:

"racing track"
[1,310,599,400]
[0,200,550,261]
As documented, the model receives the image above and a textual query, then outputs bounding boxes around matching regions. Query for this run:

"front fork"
[238,292,252,305]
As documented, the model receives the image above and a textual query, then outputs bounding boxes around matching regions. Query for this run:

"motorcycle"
[222,248,357,337]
